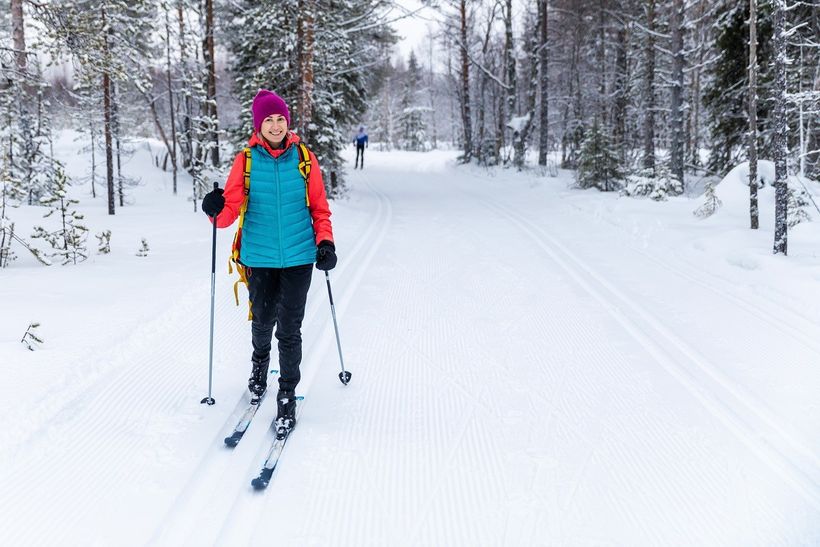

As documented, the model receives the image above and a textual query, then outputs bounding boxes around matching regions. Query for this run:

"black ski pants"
[355,144,365,168]
[247,264,313,392]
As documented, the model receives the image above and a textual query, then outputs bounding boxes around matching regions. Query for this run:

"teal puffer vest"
[240,145,316,268]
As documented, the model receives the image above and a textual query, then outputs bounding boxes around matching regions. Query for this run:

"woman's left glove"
[315,240,337,271]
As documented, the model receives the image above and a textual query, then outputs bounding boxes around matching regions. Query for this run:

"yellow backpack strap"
[297,143,311,207]
[228,147,254,320]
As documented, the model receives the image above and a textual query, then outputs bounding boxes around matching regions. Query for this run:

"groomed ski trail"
[151,177,393,545]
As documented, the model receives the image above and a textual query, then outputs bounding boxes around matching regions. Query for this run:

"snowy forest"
[2,1,819,261]
[4,2,820,544]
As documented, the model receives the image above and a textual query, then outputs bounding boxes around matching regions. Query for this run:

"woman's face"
[260,115,288,146]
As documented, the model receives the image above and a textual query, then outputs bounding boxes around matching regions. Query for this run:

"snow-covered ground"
[1,133,819,545]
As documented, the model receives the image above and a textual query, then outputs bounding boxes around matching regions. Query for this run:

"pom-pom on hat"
[252,89,290,132]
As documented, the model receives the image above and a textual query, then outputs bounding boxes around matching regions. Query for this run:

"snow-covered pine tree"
[96,230,111,254]
[136,238,149,257]
[30,167,89,265]
[397,51,429,151]
[2,1,61,208]
[703,0,774,175]
[226,0,395,196]
[693,183,723,218]
[21,321,43,351]
[576,122,623,191]
[36,0,156,214]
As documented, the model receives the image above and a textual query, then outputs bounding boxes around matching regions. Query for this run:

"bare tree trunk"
[165,6,178,195]
[458,0,473,162]
[613,22,628,165]
[178,1,192,172]
[689,0,705,168]
[203,0,219,167]
[514,19,539,171]
[90,120,96,199]
[11,0,33,203]
[596,0,607,125]
[670,0,685,189]
[748,0,759,229]
[497,0,515,164]
[642,0,656,174]
[297,0,315,137]
[537,0,548,166]
[772,0,788,255]
[102,7,115,215]
[112,82,124,208]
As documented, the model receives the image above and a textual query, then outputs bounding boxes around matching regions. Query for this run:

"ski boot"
[275,389,297,439]
[248,354,270,400]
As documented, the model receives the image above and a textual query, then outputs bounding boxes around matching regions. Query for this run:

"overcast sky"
[392,1,440,61]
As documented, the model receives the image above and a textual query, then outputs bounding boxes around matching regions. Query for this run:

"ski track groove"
[477,195,820,513]
[0,281,249,546]
[212,176,393,546]
[564,199,820,353]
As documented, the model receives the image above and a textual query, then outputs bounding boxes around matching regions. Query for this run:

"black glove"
[315,240,337,271]
[201,188,225,217]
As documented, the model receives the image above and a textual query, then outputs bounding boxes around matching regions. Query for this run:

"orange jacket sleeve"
[212,152,246,228]
[307,150,334,244]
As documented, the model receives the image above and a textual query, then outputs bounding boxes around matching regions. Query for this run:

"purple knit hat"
[252,89,290,131]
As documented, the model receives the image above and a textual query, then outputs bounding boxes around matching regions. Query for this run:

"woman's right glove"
[201,188,225,217]
[315,240,337,271]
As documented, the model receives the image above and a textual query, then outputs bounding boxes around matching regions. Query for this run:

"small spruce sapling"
[136,238,150,257]
[30,167,89,265]
[96,230,111,254]
[694,183,723,218]
[21,322,43,351]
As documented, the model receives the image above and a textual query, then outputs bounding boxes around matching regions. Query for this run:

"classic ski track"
[479,196,820,511]
[564,199,820,350]
[152,177,392,546]
[0,279,251,546]
[213,177,393,546]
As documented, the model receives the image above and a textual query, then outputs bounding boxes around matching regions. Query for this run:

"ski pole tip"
[201,396,216,405]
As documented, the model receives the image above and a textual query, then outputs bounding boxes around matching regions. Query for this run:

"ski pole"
[201,182,218,405]
[324,271,351,385]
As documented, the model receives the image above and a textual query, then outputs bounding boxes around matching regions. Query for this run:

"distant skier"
[353,126,368,169]
[200,89,337,433]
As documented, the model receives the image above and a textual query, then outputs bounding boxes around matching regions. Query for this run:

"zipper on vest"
[275,157,284,266]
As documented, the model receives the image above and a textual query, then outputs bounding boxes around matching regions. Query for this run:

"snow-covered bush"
[621,164,684,201]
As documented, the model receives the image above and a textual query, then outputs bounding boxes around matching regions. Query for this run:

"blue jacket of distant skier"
[355,132,368,147]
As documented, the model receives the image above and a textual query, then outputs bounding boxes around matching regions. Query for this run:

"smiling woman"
[198,89,337,435]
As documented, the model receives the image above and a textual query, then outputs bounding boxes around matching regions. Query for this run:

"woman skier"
[200,89,336,432]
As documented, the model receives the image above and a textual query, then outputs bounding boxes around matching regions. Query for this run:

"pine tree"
[30,167,89,265]
[703,1,774,175]
[397,51,428,151]
[226,0,395,195]
[576,122,623,191]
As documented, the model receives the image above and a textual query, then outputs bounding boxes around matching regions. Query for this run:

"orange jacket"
[213,132,334,245]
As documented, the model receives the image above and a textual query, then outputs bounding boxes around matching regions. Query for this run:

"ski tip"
[224,435,240,448]
[295,395,305,401]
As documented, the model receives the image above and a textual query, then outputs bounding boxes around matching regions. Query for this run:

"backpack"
[228,142,313,319]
